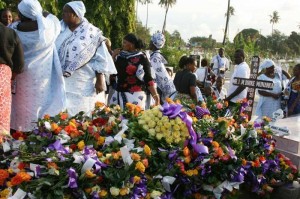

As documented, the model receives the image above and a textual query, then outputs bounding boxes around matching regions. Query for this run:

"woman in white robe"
[55,1,116,116]
[10,0,66,132]
[256,60,282,119]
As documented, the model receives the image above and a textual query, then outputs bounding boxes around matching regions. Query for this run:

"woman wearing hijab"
[10,0,66,132]
[56,1,116,115]
[255,60,282,119]
[110,33,159,109]
[0,21,24,139]
[149,31,176,102]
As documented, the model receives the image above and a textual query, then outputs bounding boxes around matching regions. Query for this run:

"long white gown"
[11,15,66,131]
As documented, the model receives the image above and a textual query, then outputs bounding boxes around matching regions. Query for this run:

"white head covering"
[151,31,166,49]
[66,1,86,20]
[259,59,275,71]
[18,0,48,44]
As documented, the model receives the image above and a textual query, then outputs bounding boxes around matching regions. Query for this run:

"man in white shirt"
[225,49,250,105]
[211,48,229,78]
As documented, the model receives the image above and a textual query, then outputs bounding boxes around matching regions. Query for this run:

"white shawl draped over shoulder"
[56,19,116,116]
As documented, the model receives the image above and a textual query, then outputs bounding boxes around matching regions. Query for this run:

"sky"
[137,0,300,43]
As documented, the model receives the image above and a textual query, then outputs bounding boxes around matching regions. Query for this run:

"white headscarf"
[18,0,48,43]
[66,1,86,20]
[259,59,275,71]
[151,31,166,49]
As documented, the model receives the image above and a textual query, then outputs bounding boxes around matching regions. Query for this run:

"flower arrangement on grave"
[0,99,298,199]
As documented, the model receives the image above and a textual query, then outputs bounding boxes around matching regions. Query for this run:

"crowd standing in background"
[0,0,299,136]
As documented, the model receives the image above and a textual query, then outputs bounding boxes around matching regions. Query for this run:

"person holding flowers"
[285,64,300,116]
[56,1,117,115]
[255,60,282,119]
[110,33,159,109]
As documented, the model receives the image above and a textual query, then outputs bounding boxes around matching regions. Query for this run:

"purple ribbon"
[161,102,208,154]
[67,168,78,188]
[195,106,210,119]
[48,140,69,154]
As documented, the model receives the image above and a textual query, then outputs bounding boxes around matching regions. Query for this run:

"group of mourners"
[0,0,300,138]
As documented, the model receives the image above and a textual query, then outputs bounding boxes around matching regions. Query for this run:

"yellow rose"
[110,187,120,196]
[85,169,96,178]
[156,133,164,140]
[77,140,85,151]
[164,122,171,129]
[0,189,10,197]
[150,190,162,198]
[133,176,141,184]
[148,121,156,128]
[148,129,156,137]
[157,112,163,118]
[144,145,152,156]
[155,126,161,133]
[166,137,173,144]
[173,131,180,138]
[97,136,105,146]
[119,187,129,196]
[99,190,107,197]
[138,119,146,125]
[142,125,149,130]
[186,170,194,176]
[175,117,182,124]
[135,161,146,173]
[131,153,141,161]
[51,123,58,131]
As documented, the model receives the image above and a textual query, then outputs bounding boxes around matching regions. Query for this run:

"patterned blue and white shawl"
[58,19,105,77]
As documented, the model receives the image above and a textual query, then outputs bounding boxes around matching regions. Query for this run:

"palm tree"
[223,6,235,44]
[139,0,152,29]
[136,0,152,30]
[159,0,177,33]
[269,11,280,35]
[222,0,231,45]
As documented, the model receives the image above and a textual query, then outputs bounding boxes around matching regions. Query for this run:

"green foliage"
[161,30,190,69]
[189,35,217,51]
[134,20,151,45]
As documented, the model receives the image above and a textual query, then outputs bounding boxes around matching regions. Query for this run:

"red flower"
[92,118,108,126]
[130,57,140,63]
[70,144,77,151]
[18,162,26,170]
[126,64,137,75]
[129,85,142,92]
[127,77,137,84]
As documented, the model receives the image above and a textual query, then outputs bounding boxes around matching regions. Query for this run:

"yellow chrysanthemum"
[77,140,85,151]
[135,161,146,173]
[144,145,152,156]
[99,189,108,197]
[85,169,96,178]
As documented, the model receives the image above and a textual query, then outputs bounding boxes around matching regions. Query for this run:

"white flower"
[110,187,120,196]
